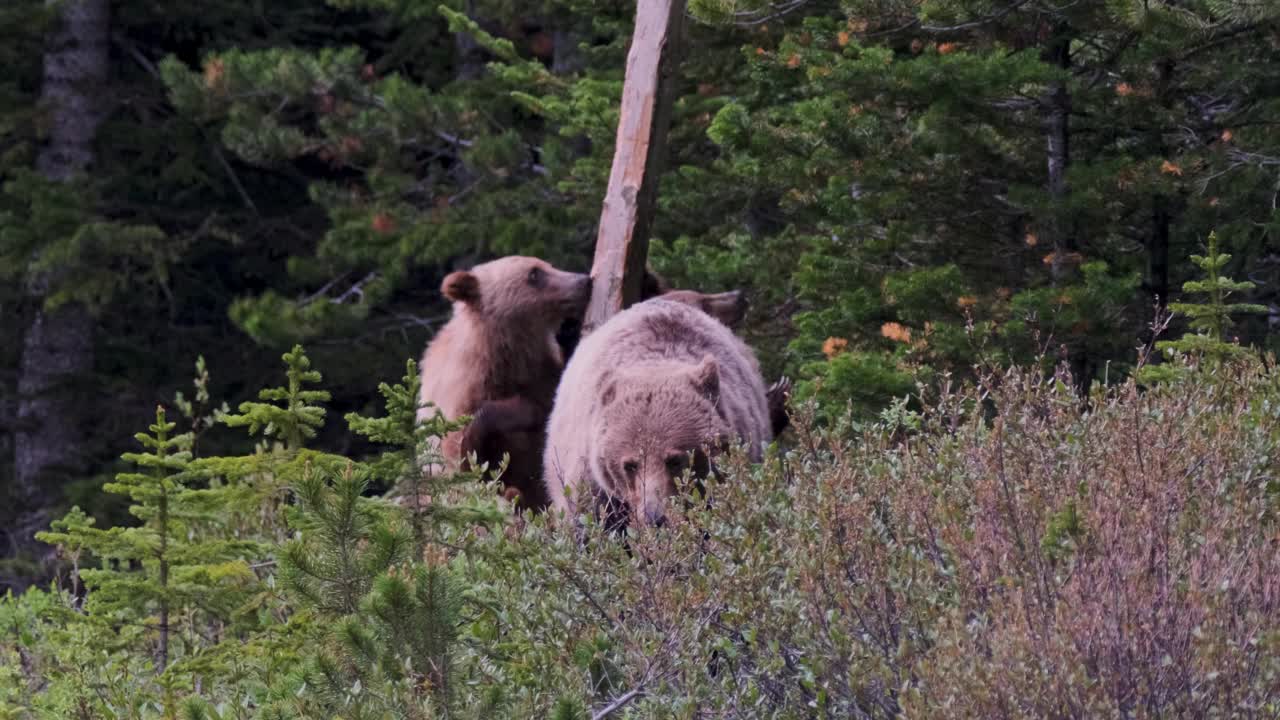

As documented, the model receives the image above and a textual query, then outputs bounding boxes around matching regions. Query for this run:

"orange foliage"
[880,322,912,343]
[371,213,396,234]
[822,337,849,359]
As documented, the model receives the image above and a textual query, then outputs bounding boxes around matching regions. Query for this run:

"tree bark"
[552,29,586,75]
[1039,25,1092,390]
[1147,59,1175,312]
[581,0,686,335]
[1149,198,1170,308]
[453,0,485,81]
[13,0,109,566]
[1043,28,1074,285]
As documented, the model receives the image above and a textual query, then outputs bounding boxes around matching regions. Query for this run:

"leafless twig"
[592,687,644,720]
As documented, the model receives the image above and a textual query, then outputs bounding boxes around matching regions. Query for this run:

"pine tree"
[258,359,503,719]
[1137,231,1267,384]
[156,3,596,351]
[35,406,263,716]
[345,358,498,548]
[195,344,346,540]
[279,464,408,618]
[673,0,1280,410]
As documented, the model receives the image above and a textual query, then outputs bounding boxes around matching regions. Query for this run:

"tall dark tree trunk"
[453,0,485,81]
[0,388,12,546]
[552,29,585,75]
[1043,28,1074,285]
[12,0,109,570]
[1149,198,1171,309]
[1148,59,1175,313]
[1041,25,1089,390]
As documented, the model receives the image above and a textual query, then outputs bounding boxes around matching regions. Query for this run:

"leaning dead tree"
[580,0,687,335]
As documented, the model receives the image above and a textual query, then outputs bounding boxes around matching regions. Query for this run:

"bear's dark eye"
[526,267,544,287]
[665,454,688,475]
[622,459,639,476]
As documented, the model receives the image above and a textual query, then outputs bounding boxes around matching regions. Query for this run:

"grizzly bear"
[542,297,772,528]
[420,259,781,513]
[456,395,546,505]
[415,255,591,507]
[459,273,755,511]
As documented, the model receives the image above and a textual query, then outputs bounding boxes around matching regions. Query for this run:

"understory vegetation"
[3,340,1277,718]
[4,0,1280,716]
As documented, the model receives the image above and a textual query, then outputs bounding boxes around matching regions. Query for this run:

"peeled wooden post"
[580,0,687,335]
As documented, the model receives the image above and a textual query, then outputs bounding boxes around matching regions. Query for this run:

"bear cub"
[542,298,772,528]
[415,255,590,508]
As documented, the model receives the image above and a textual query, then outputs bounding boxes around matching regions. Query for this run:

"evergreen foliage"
[30,403,268,717]
[221,345,330,451]
[39,405,261,655]
[1162,230,1269,356]
[1139,231,1269,383]
[278,465,407,617]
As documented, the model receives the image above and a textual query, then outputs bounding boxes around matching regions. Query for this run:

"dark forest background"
[2,0,1278,585]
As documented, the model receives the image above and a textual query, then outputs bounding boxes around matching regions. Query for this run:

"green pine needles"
[36,404,262,716]
[1139,231,1267,384]
[279,464,409,618]
[222,344,330,451]
[23,345,505,718]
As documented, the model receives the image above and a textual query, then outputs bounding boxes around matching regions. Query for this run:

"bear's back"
[543,298,771,514]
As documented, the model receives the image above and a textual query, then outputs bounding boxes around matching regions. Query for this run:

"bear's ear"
[598,370,617,407]
[689,354,720,403]
[442,271,480,303]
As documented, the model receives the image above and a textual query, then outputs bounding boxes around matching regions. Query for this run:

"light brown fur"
[417,256,590,471]
[542,298,771,527]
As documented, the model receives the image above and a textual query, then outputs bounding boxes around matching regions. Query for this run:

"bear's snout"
[558,271,591,305]
[642,504,668,528]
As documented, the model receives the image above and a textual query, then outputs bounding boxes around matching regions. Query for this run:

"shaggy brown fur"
[542,298,772,528]
[416,256,590,505]
[457,395,549,508]
[659,289,748,328]
[557,268,747,360]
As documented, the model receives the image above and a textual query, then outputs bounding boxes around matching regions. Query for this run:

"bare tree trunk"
[1039,26,1092,390]
[581,0,687,335]
[0,387,12,553]
[13,0,109,567]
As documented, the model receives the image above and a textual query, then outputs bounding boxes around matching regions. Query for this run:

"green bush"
[3,347,1278,718]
